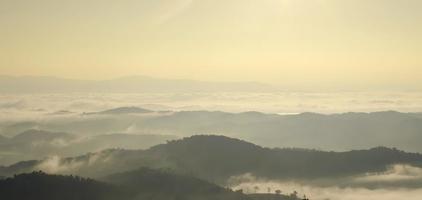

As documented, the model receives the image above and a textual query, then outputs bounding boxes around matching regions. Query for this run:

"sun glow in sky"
[0,0,421,89]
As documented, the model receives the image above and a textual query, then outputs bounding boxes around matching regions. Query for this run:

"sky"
[0,0,421,89]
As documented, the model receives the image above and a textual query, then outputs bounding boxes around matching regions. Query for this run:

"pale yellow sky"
[0,0,421,89]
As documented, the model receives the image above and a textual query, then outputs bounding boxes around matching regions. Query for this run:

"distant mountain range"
[0,129,177,165]
[0,75,276,93]
[1,135,422,188]
[137,110,422,152]
[2,108,422,152]
[84,107,154,115]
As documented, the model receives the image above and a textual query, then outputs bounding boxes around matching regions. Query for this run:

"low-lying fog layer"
[1,92,422,117]
[229,164,422,200]
[1,92,422,200]
[1,92,422,164]
[19,147,422,200]
[235,183,422,200]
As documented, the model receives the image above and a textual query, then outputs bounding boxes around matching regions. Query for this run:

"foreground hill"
[0,171,124,200]
[1,135,422,187]
[102,167,253,200]
[0,168,299,200]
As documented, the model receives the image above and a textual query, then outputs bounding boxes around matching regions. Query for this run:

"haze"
[1,1,422,200]
[1,0,421,90]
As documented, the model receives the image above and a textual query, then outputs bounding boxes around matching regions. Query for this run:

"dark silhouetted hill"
[0,171,125,200]
[102,167,251,200]
[2,135,422,185]
[146,135,422,182]
[0,169,295,200]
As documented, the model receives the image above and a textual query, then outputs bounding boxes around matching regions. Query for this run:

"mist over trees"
[1,0,421,198]
[0,87,421,200]
[1,135,422,189]
[0,169,301,200]
[0,129,177,165]
[0,98,421,199]
[2,107,422,154]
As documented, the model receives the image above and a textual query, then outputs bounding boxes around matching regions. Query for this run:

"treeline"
[148,135,422,182]
[0,169,301,200]
[1,135,422,184]
[0,171,126,200]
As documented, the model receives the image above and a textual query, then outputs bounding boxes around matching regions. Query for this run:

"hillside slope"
[1,135,422,185]
[0,169,299,200]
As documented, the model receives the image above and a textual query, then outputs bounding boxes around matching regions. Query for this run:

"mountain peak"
[86,107,153,115]
[152,135,264,153]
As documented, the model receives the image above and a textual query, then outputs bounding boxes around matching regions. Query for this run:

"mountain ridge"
[84,107,154,115]
[0,168,301,200]
[1,135,422,187]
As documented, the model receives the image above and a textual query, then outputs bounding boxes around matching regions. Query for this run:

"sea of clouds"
[229,164,422,200]
[0,92,421,120]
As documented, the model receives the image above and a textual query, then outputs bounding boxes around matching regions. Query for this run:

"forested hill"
[0,171,125,200]
[1,135,422,184]
[147,135,422,181]
[0,169,300,200]
[101,167,250,200]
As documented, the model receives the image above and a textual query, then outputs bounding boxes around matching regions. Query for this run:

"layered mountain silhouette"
[84,107,154,115]
[0,129,177,165]
[137,110,422,152]
[1,135,421,186]
[3,109,422,152]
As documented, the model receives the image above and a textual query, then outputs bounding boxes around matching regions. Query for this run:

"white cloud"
[354,164,422,183]
[228,165,422,200]
[34,156,84,174]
